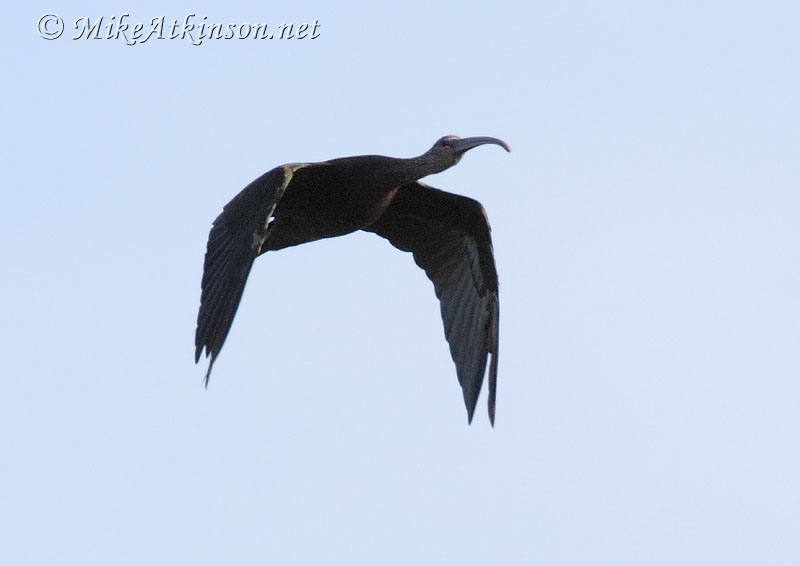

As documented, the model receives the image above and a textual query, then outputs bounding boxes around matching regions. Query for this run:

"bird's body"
[195,136,509,424]
[262,156,410,251]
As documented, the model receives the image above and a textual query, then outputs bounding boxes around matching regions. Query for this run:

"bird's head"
[424,135,511,174]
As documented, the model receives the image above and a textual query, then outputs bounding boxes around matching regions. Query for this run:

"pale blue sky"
[2,1,799,564]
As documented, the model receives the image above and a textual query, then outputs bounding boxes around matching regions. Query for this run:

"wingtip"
[203,357,215,389]
[488,339,498,428]
[487,373,496,427]
[466,401,476,425]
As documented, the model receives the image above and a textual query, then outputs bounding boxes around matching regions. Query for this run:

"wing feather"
[194,165,300,384]
[365,182,500,424]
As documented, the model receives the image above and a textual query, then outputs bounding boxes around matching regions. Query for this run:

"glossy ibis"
[195,135,509,424]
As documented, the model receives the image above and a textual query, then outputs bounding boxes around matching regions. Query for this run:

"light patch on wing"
[281,163,311,182]
[252,163,310,249]
[253,202,279,249]
[273,162,311,202]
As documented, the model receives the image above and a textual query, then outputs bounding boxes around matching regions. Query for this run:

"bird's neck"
[393,154,446,183]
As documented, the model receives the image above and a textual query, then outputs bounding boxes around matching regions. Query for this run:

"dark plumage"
[195,136,509,424]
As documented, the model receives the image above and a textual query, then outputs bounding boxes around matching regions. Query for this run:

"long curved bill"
[452,136,511,154]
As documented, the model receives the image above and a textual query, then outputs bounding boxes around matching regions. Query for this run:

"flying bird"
[195,136,509,424]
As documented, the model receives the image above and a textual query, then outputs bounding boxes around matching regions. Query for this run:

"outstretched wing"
[195,165,302,384]
[365,182,500,425]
